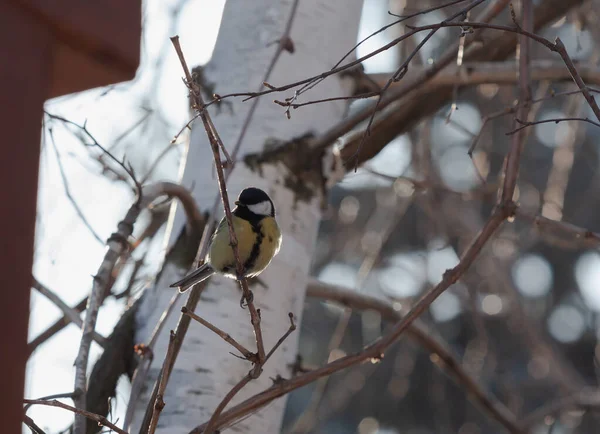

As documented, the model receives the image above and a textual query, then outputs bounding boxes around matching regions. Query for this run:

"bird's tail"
[169,264,215,293]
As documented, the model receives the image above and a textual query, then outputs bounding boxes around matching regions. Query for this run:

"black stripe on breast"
[243,222,264,275]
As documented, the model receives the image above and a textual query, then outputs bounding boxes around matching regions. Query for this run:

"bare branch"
[305,280,522,434]
[47,127,104,244]
[147,331,178,434]
[23,415,48,434]
[202,374,253,434]
[73,182,202,433]
[23,399,126,434]
[500,0,533,203]
[31,277,106,348]
[367,61,600,88]
[554,37,600,121]
[182,306,255,361]
[44,111,142,200]
[264,313,296,364]
[520,389,600,429]
[27,296,88,355]
[506,116,600,135]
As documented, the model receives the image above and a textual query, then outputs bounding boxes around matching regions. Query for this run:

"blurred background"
[29,0,600,432]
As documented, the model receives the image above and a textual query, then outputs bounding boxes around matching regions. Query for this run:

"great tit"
[170,187,282,293]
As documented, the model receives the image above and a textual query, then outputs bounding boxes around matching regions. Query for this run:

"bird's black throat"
[233,205,267,228]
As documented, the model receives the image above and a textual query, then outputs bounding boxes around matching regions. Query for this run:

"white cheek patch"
[248,201,272,216]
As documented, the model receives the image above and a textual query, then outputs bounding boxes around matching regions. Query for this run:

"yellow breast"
[207,215,281,278]
[252,217,282,276]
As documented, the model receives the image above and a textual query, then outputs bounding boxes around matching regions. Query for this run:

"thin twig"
[182,306,255,361]
[140,142,178,184]
[23,399,127,434]
[500,0,532,203]
[27,296,88,355]
[227,0,299,162]
[520,389,600,429]
[203,374,253,434]
[182,310,295,434]
[516,208,600,247]
[367,62,600,89]
[264,313,296,364]
[44,111,142,201]
[47,127,104,244]
[292,0,473,98]
[148,330,178,434]
[23,391,79,412]
[123,291,178,431]
[31,277,106,347]
[469,87,600,155]
[506,116,600,135]
[554,37,600,122]
[23,415,48,434]
[216,18,554,105]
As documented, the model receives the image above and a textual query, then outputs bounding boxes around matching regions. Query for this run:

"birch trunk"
[131,1,363,432]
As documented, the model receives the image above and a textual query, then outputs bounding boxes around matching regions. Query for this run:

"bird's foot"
[239,290,254,308]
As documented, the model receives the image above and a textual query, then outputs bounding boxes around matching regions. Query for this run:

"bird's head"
[235,187,275,217]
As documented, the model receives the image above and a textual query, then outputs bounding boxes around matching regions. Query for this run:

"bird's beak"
[235,201,241,206]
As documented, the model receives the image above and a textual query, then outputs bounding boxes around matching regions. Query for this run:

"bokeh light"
[481,294,503,316]
[367,135,412,178]
[430,290,462,322]
[427,239,459,285]
[575,251,600,311]
[437,146,480,192]
[547,305,586,343]
[512,253,553,298]
[535,109,574,148]
[379,252,427,298]
[431,103,482,149]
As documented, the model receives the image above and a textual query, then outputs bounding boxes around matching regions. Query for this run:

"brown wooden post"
[0,1,140,432]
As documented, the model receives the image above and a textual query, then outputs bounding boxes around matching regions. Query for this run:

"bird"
[170,187,282,293]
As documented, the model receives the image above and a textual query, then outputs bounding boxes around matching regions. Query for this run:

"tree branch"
[73,182,202,433]
[328,0,584,170]
[24,399,126,434]
[31,277,106,348]
[366,61,600,88]
[501,0,533,203]
[305,279,523,434]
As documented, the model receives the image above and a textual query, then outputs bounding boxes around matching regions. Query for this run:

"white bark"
[131,1,363,432]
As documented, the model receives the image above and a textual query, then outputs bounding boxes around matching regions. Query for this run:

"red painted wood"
[0,1,140,432]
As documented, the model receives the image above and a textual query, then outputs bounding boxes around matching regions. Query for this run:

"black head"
[234,187,275,220]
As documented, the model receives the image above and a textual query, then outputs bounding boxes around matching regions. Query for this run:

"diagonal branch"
[24,399,126,434]
[554,37,600,122]
[27,296,88,355]
[31,277,106,348]
[305,280,522,434]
